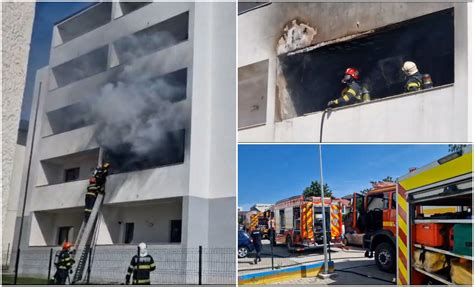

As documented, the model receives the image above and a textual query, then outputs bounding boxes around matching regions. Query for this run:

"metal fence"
[2,243,11,270]
[16,245,235,285]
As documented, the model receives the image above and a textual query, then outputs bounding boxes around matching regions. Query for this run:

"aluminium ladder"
[70,191,104,284]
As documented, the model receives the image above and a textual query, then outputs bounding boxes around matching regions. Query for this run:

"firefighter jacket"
[405,72,423,92]
[126,255,156,284]
[332,81,368,107]
[86,183,99,198]
[55,250,75,270]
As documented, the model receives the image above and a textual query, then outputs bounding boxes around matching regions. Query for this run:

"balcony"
[31,164,189,212]
[239,84,468,142]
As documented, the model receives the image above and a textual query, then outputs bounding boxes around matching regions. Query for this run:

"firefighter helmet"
[344,67,360,80]
[342,67,360,83]
[89,176,96,184]
[62,242,73,250]
[402,61,418,76]
[138,242,148,257]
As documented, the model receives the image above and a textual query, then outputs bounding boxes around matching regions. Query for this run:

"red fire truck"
[273,195,343,251]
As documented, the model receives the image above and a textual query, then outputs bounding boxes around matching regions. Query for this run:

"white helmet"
[402,61,418,76]
[138,242,148,257]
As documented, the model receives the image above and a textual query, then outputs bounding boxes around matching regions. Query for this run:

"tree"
[302,180,333,198]
[359,176,394,194]
[448,144,467,153]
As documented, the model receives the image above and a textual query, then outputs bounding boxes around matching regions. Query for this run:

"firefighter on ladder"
[53,242,75,284]
[402,61,433,92]
[125,242,156,285]
[84,163,110,222]
[327,67,370,108]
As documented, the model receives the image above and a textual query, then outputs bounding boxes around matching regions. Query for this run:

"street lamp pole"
[319,144,329,274]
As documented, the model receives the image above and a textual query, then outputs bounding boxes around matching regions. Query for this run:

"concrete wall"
[13,4,236,276]
[238,2,471,142]
[1,2,35,265]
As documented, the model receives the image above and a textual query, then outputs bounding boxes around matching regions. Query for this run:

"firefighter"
[84,176,98,222]
[402,61,433,92]
[53,242,75,285]
[327,67,370,108]
[94,162,110,193]
[250,228,262,264]
[125,242,156,285]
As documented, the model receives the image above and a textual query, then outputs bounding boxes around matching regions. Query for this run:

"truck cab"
[352,183,397,272]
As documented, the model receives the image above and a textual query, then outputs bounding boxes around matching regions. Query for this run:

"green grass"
[2,274,49,285]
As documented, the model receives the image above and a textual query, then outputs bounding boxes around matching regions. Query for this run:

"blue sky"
[238,144,453,210]
[20,2,93,122]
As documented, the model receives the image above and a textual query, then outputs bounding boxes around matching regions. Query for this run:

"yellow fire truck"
[396,146,472,285]
[273,195,343,251]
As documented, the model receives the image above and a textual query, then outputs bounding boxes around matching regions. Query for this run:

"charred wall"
[278,8,454,118]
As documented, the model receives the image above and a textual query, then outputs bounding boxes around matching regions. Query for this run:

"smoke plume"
[81,31,189,171]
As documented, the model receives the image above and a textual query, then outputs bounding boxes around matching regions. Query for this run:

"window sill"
[303,83,454,117]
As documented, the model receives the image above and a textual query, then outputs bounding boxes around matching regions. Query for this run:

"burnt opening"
[104,129,185,174]
[278,8,454,117]
[149,68,188,103]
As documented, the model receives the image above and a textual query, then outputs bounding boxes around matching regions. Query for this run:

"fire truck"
[351,147,472,285]
[351,182,398,272]
[246,210,272,239]
[273,195,343,251]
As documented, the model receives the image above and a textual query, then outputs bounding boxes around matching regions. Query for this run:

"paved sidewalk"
[239,241,395,285]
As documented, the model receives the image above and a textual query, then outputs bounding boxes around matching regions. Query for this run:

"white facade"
[10,2,236,283]
[1,2,35,267]
[238,2,472,142]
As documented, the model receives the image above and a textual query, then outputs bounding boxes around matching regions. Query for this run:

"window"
[170,220,181,243]
[55,2,112,45]
[277,8,454,118]
[238,1,270,15]
[238,60,269,128]
[57,226,73,245]
[104,129,185,174]
[51,45,109,88]
[391,192,397,209]
[46,102,93,135]
[118,1,152,16]
[113,11,189,64]
[383,193,390,210]
[279,209,285,229]
[124,222,134,244]
[367,195,384,211]
[64,167,80,182]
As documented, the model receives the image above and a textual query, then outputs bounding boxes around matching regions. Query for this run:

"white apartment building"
[238,2,471,142]
[10,2,236,283]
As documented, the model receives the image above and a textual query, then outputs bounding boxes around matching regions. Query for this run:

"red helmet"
[62,242,73,250]
[89,176,96,184]
[344,67,360,80]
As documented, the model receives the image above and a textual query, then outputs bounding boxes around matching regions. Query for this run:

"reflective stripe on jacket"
[333,81,366,107]
[127,255,156,284]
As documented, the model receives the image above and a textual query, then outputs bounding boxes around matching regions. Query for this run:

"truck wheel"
[374,242,395,273]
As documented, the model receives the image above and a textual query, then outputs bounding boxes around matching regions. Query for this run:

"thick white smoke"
[81,31,189,167]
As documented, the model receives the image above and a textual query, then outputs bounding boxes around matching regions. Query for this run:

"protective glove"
[69,269,73,274]
[327,100,337,108]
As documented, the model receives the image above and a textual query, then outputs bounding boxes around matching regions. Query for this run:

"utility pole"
[13,82,42,283]
[319,144,329,275]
